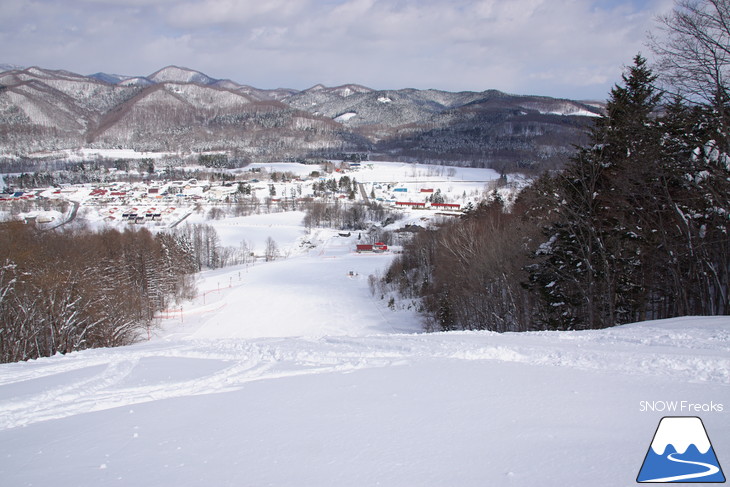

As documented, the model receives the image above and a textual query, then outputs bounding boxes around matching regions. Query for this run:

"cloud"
[0,0,676,99]
[167,0,308,28]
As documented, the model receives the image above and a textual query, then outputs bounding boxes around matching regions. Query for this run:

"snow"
[0,312,727,486]
[1,222,728,487]
[187,210,308,252]
[246,162,321,177]
[245,160,502,184]
[148,66,214,85]
[352,160,502,185]
[334,112,357,122]
[544,108,601,117]
[17,209,63,223]
[26,148,175,161]
[181,230,418,339]
[0,163,727,486]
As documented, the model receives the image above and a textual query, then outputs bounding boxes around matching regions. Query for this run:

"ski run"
[0,162,727,486]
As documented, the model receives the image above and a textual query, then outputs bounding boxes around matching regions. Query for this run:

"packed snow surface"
[0,181,728,486]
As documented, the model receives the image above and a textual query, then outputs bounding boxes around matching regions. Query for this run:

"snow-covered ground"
[5,160,514,232]
[0,214,728,486]
[0,162,727,486]
[187,210,309,255]
[174,228,419,339]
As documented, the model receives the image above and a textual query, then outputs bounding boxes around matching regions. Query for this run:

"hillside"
[0,158,727,485]
[0,64,600,170]
[0,218,726,486]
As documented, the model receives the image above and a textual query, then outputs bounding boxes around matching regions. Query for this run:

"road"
[41,201,80,231]
[358,182,370,204]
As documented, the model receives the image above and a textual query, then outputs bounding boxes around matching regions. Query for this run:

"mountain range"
[0,64,603,170]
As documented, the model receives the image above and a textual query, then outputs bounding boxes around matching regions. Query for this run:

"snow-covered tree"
[529,54,729,328]
[0,223,199,363]
[528,55,663,329]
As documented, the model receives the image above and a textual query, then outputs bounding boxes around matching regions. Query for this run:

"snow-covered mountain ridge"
[0,64,601,168]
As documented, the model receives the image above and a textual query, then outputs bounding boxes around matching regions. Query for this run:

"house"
[356,242,388,253]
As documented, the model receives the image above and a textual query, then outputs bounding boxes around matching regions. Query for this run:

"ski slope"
[0,216,728,486]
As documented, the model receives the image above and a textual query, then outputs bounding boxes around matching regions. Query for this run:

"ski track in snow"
[1,321,728,430]
[0,224,728,448]
[0,198,728,486]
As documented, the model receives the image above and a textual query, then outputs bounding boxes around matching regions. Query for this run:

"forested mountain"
[0,65,600,170]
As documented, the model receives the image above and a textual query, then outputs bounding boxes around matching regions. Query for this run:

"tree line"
[384,0,730,332]
[303,199,403,233]
[0,223,197,363]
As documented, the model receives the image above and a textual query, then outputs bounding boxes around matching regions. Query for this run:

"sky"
[0,0,676,100]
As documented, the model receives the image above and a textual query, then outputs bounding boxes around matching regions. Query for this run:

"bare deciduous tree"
[0,223,198,363]
[651,0,730,117]
[264,237,279,262]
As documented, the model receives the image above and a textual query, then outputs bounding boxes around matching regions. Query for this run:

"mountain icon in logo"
[637,416,725,483]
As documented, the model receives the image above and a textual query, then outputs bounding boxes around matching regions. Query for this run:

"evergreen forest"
[385,3,730,332]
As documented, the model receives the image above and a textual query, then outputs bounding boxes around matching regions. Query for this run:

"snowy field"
[0,221,728,486]
[247,161,501,183]
[186,210,309,255]
[0,160,727,486]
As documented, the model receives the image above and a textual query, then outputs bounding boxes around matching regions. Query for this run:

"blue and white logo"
[637,416,725,483]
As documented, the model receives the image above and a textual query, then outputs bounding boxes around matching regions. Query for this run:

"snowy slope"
[148,66,217,85]
[0,212,727,486]
[0,64,597,166]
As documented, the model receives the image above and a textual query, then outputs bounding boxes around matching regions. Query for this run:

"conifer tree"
[655,100,730,316]
[529,55,662,329]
